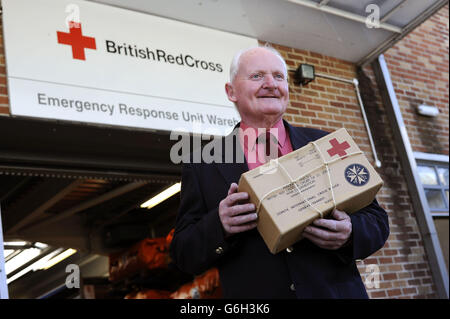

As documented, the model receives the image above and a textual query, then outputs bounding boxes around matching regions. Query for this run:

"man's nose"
[262,74,277,88]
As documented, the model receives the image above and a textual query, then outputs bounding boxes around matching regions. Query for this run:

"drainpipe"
[372,54,449,298]
[315,72,382,167]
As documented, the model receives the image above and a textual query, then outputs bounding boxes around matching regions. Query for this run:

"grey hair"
[229,44,288,83]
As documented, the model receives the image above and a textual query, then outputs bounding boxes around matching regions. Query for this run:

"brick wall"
[0,16,9,115]
[358,5,449,298]
[360,5,448,298]
[357,66,438,299]
[382,5,449,155]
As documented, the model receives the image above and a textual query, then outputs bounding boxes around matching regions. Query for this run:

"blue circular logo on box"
[345,164,370,186]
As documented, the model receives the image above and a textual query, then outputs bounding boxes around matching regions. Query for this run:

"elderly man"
[170,46,389,298]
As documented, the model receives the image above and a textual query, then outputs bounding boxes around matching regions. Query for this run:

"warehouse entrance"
[0,116,208,298]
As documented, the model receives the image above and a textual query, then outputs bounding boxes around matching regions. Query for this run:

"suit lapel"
[215,125,249,186]
[284,120,310,151]
[217,159,249,186]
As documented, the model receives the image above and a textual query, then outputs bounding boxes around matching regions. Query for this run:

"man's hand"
[302,209,352,250]
[219,183,258,237]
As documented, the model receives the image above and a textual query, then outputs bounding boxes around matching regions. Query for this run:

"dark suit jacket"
[170,121,389,299]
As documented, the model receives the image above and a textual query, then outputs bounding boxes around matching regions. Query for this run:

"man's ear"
[225,83,237,103]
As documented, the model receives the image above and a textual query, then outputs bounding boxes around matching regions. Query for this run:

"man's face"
[226,48,289,127]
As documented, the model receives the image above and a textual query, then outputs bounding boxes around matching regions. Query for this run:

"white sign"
[2,0,258,135]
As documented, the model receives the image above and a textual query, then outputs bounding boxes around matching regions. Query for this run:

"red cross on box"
[57,21,96,60]
[326,138,350,157]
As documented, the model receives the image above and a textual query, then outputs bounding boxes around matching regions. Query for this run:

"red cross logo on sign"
[326,138,350,158]
[57,21,96,60]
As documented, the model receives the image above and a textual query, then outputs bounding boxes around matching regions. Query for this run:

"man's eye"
[251,73,262,79]
[274,74,285,80]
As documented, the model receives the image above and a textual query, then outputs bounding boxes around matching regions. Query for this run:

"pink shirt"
[238,119,294,170]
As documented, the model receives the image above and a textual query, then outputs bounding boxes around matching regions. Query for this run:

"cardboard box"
[238,128,383,254]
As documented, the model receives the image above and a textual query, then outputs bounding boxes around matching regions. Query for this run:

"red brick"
[0,96,9,104]
[402,287,417,295]
[300,110,316,117]
[379,257,393,264]
[0,106,10,114]
[387,289,402,297]
[408,279,421,285]
[285,108,299,115]
[307,104,323,111]
[330,101,344,108]
[383,249,399,256]
[370,291,387,298]
[383,273,398,281]
[311,119,327,126]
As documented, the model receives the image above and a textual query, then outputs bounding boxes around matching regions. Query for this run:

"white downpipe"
[353,78,382,167]
[315,72,382,167]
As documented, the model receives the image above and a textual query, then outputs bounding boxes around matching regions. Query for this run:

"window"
[417,163,449,216]
[415,154,449,272]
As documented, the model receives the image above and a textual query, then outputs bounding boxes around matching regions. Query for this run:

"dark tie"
[257,131,282,162]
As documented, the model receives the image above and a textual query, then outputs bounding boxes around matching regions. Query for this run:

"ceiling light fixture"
[5,248,41,275]
[6,248,77,284]
[140,182,181,209]
[39,248,77,270]
[4,241,27,247]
